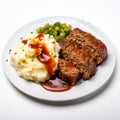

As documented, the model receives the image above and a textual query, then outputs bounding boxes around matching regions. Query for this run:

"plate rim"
[2,16,116,102]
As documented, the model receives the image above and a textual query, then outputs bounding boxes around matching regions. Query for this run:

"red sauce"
[36,33,44,39]
[28,33,72,92]
[22,40,27,45]
[28,34,56,76]
[41,78,72,92]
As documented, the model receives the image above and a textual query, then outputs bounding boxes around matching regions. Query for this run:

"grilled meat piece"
[68,28,107,65]
[58,58,81,85]
[59,39,96,80]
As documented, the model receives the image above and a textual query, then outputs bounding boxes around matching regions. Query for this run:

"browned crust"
[59,39,96,80]
[58,58,81,85]
[68,28,108,64]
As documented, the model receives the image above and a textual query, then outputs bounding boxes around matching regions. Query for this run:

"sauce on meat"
[41,78,72,92]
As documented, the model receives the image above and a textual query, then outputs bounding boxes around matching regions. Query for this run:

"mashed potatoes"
[10,33,60,83]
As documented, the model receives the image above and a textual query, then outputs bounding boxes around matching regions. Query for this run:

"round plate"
[2,16,116,102]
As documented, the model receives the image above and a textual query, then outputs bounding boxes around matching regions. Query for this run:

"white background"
[0,0,120,120]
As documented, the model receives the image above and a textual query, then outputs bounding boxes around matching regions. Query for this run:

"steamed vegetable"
[36,22,72,41]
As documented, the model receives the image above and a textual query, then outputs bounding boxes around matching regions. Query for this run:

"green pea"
[61,23,67,28]
[60,32,65,37]
[36,27,43,33]
[68,25,72,30]
[43,30,49,34]
[44,23,51,29]
[36,22,72,41]
[55,26,59,31]
[54,22,61,27]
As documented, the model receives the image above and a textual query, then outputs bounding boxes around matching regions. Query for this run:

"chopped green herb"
[53,54,57,58]
[14,52,17,54]
[31,59,34,62]
[48,34,51,38]
[52,41,56,44]
[6,59,8,62]
[22,49,24,51]
[9,49,12,54]
[31,32,33,34]
[20,37,23,40]
[25,54,27,57]
[18,62,21,65]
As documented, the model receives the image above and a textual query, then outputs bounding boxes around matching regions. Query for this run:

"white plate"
[2,16,116,102]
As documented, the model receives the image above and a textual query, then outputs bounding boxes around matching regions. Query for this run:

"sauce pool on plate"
[41,78,72,92]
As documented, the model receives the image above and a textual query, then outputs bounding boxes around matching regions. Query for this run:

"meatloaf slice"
[59,39,96,80]
[67,28,107,65]
[58,58,81,85]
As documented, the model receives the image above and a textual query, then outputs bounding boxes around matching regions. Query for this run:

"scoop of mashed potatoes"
[10,33,60,83]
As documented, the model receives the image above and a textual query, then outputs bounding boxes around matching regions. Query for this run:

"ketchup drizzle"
[28,34,56,76]
[22,40,27,45]
[28,34,72,92]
